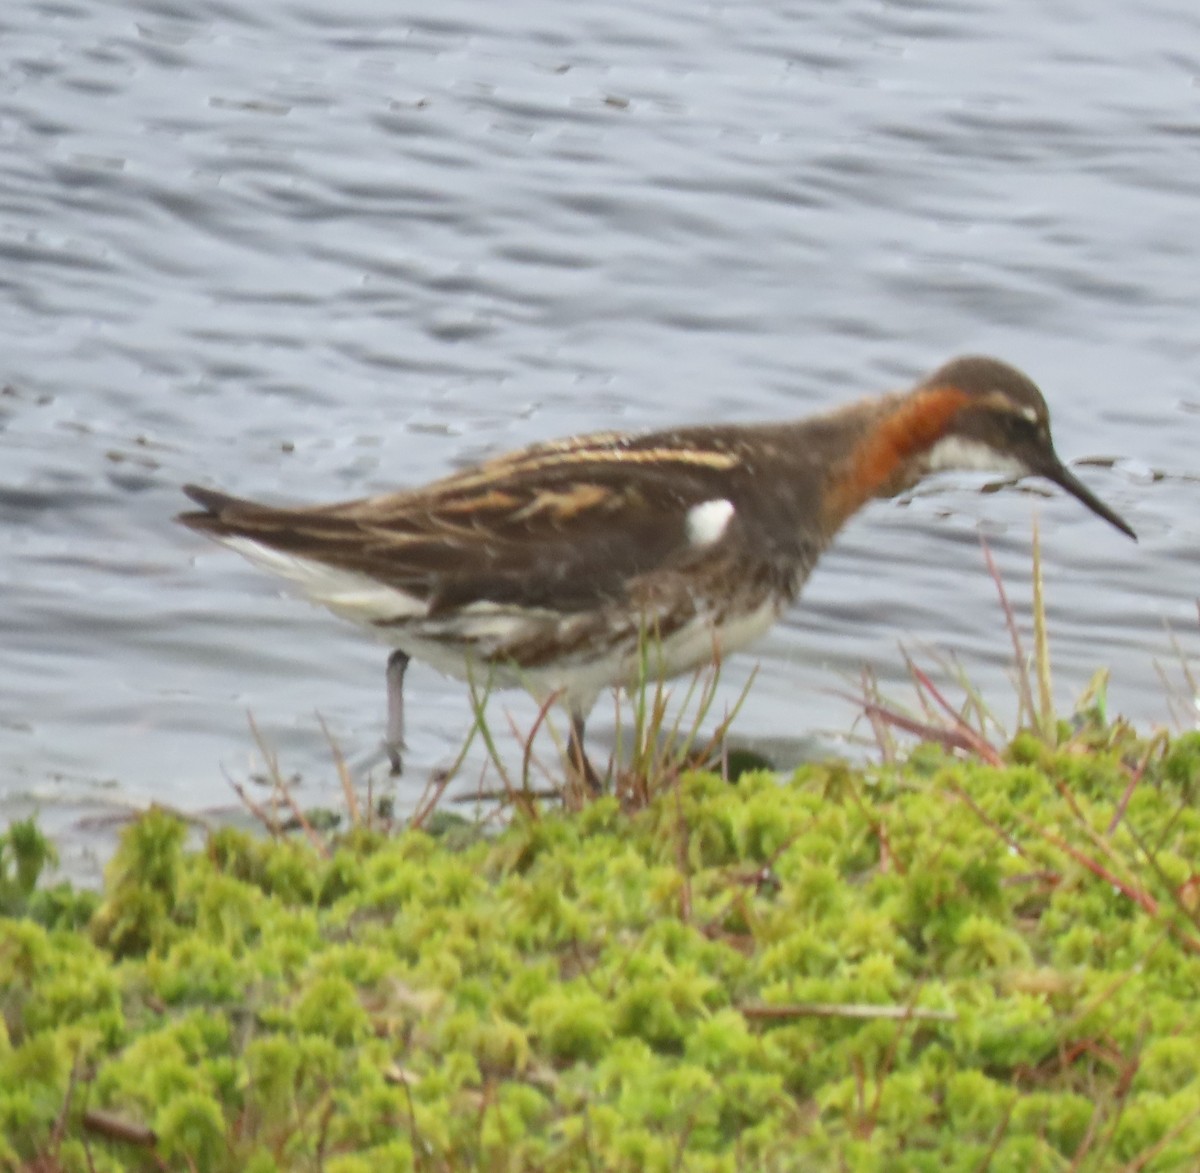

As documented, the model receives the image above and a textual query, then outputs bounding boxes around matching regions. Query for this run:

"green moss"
[527,987,613,1063]
[90,807,188,957]
[156,1090,227,1167]
[6,724,1200,1168]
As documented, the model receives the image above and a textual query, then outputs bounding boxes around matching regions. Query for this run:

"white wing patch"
[685,498,735,547]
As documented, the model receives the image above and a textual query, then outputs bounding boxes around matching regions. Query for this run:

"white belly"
[216,536,783,715]
[393,594,783,714]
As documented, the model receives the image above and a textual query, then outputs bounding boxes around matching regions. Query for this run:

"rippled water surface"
[3,0,1198,874]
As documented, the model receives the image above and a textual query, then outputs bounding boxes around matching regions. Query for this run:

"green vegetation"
[5,718,1200,1171]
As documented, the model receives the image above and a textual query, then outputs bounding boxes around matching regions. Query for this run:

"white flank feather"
[685,498,735,547]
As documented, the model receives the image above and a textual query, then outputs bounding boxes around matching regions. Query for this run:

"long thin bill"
[1044,461,1137,541]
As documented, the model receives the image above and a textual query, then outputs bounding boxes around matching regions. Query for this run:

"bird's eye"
[1006,404,1046,439]
[1001,411,1031,438]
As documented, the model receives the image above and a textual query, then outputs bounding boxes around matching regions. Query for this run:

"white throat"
[924,436,1028,478]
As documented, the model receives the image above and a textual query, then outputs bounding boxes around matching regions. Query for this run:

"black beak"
[1041,458,1137,541]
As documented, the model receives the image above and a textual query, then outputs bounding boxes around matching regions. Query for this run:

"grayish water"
[3,0,1197,873]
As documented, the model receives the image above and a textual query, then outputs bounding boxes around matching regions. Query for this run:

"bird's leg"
[567,711,603,795]
[385,650,410,775]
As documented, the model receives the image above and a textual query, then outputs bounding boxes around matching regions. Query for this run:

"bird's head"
[919,355,1136,540]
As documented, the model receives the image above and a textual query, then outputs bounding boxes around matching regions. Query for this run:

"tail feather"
[177,483,268,534]
[181,482,258,513]
[178,481,429,623]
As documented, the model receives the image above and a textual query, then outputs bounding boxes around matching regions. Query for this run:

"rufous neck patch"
[822,384,971,533]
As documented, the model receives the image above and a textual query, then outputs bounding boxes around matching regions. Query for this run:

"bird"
[178,355,1136,789]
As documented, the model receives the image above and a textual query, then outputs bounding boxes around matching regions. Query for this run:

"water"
[2,0,1197,878]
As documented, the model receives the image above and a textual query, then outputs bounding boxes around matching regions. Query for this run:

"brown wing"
[178,431,754,615]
